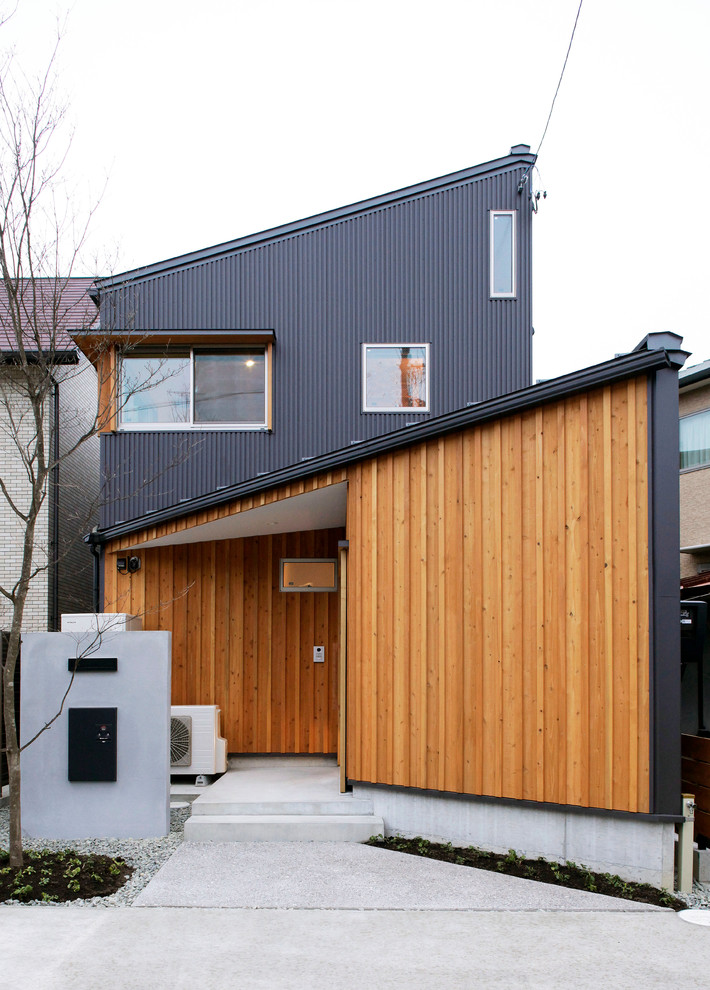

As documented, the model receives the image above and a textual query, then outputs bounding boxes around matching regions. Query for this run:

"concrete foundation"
[353,784,676,890]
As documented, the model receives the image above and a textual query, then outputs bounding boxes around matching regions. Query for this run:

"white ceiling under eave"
[125,482,348,550]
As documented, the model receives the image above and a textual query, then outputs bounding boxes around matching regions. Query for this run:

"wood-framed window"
[490,210,516,298]
[119,345,270,430]
[362,343,429,413]
[280,558,338,592]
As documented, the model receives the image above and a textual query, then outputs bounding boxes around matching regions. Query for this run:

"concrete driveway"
[2,841,709,989]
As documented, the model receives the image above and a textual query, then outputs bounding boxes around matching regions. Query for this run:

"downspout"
[49,376,60,631]
[85,530,102,613]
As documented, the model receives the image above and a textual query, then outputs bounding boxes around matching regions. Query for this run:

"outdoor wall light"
[116,556,141,573]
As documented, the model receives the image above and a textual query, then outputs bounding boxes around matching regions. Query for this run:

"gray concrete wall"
[20,630,171,838]
[354,784,676,889]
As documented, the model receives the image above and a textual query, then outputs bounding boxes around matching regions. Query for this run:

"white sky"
[4,0,709,381]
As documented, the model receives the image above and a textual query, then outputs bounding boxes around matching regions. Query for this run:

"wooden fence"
[682,734,710,843]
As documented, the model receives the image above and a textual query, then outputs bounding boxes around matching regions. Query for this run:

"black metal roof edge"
[94,347,674,544]
[0,349,79,365]
[93,150,536,292]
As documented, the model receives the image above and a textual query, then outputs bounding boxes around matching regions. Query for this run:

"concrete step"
[228,755,337,769]
[184,814,384,843]
[190,798,374,817]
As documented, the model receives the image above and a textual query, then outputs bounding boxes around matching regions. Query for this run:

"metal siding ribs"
[99,161,533,528]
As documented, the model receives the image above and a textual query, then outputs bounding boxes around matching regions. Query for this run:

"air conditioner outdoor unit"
[170,705,228,776]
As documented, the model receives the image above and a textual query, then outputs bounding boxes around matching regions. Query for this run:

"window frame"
[279,558,339,593]
[118,344,271,431]
[361,342,430,414]
[680,407,710,472]
[489,209,517,299]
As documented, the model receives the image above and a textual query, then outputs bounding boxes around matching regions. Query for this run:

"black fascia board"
[73,328,276,346]
[93,150,536,292]
[94,346,675,544]
[647,364,683,816]
[0,349,79,365]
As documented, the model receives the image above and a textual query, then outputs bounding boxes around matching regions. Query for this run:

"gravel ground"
[0,805,190,907]
[2,803,710,909]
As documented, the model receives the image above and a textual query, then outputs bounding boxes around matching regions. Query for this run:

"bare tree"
[0,30,181,868]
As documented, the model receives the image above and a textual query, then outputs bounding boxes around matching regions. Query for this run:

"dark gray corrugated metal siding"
[100,164,533,528]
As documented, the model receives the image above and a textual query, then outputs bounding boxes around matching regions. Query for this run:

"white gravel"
[0,804,190,906]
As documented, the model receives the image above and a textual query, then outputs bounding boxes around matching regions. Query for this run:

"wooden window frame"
[279,558,339,593]
[118,343,272,431]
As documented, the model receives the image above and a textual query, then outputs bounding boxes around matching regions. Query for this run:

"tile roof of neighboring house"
[0,277,98,355]
[679,358,710,388]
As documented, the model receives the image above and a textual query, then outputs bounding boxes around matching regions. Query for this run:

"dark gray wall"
[99,160,534,528]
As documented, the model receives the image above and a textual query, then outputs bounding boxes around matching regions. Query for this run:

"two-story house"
[79,146,686,887]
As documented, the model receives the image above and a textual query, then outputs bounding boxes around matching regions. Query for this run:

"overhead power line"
[535,0,585,160]
[519,0,585,199]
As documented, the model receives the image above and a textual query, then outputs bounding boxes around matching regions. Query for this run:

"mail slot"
[68,707,117,782]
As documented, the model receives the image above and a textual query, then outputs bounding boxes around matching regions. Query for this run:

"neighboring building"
[0,277,99,633]
[81,148,688,887]
[680,357,710,602]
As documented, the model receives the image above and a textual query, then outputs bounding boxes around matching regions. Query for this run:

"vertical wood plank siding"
[346,379,650,812]
[102,380,650,812]
[104,527,343,755]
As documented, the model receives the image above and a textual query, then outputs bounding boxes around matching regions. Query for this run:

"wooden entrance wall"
[346,378,651,813]
[104,528,343,754]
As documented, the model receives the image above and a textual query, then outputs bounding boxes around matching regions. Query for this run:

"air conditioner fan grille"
[170,715,192,766]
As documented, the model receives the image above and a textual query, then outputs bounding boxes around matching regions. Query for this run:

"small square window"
[280,559,338,592]
[362,343,429,413]
[490,210,516,298]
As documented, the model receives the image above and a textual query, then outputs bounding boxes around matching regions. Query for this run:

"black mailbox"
[68,707,117,782]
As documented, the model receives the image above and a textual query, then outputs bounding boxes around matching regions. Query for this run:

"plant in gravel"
[11,884,33,899]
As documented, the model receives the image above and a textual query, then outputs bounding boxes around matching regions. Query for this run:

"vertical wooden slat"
[635,377,650,812]
[339,544,348,792]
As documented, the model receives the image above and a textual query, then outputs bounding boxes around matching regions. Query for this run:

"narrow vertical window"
[490,210,516,298]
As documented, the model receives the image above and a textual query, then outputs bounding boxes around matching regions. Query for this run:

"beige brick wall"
[680,380,710,580]
[0,370,50,632]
